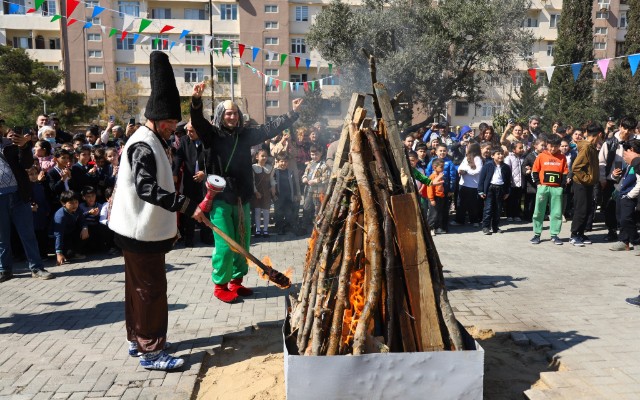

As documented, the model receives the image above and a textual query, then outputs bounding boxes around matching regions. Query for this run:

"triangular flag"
[204,35,213,52]
[66,0,79,17]
[252,47,260,62]
[50,14,61,22]
[187,44,192,53]
[121,31,128,41]
[290,82,294,92]
[264,75,269,85]
[133,33,139,43]
[629,54,640,76]
[170,41,176,50]
[311,81,315,91]
[179,30,190,40]
[303,82,309,91]
[109,28,118,37]
[328,63,333,75]
[138,19,152,33]
[544,66,555,83]
[221,40,230,55]
[281,80,287,90]
[319,78,324,89]
[35,0,45,10]
[305,59,311,70]
[160,25,174,34]
[597,59,611,79]
[280,53,287,66]
[67,18,78,27]
[214,49,219,56]
[122,14,135,31]
[238,43,245,58]
[527,68,537,84]
[100,26,106,33]
[8,4,20,14]
[153,38,160,48]
[83,22,93,29]
[91,6,104,19]
[196,46,201,53]
[316,61,321,74]
[268,51,274,63]
[163,39,168,49]
[275,79,280,88]
[140,36,150,44]
[295,57,301,69]
[26,8,36,13]
[571,63,582,81]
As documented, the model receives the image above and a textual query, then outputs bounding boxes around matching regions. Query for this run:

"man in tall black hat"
[109,51,208,371]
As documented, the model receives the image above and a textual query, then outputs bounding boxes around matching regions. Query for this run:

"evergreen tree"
[509,73,545,122]
[544,0,594,126]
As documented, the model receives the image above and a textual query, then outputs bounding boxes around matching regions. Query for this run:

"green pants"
[532,185,564,236]
[210,200,251,285]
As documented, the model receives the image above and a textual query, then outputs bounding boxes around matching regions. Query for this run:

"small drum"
[207,175,226,193]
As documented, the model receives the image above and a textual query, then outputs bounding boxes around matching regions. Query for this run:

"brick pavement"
[1,218,639,399]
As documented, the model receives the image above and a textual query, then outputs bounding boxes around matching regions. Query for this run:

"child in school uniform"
[251,149,275,237]
[478,148,511,235]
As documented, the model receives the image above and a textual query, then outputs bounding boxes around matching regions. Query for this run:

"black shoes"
[0,271,14,283]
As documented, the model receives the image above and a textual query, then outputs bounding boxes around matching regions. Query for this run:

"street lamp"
[31,94,47,115]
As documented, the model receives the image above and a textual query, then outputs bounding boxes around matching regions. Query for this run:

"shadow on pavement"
[446,275,527,290]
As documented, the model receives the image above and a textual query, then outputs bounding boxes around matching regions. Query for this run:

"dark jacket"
[478,160,512,196]
[70,163,98,192]
[523,150,539,194]
[172,135,208,201]
[190,97,299,204]
[0,139,33,202]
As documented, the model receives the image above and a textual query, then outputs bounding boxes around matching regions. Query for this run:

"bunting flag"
[527,68,537,84]
[275,79,280,88]
[66,0,79,18]
[252,47,260,62]
[121,31,128,41]
[204,35,213,52]
[91,6,105,19]
[316,61,321,74]
[280,53,287,66]
[109,28,118,37]
[281,80,287,91]
[544,66,555,83]
[139,19,152,33]
[122,14,135,31]
[153,38,160,48]
[238,43,245,58]
[140,35,150,44]
[303,82,309,91]
[571,63,582,81]
[629,54,640,76]
[170,41,176,50]
[35,0,45,10]
[160,25,174,33]
[26,8,36,13]
[295,56,301,69]
[214,49,219,56]
[329,63,333,75]
[597,59,611,79]
[311,81,315,91]
[8,4,20,13]
[221,39,230,55]
[163,39,168,49]
[305,58,311,70]
[264,75,269,85]
[319,78,323,89]
[67,18,78,26]
[100,26,106,33]
[133,33,139,43]
[290,82,294,92]
[83,21,93,29]
[267,51,274,63]
[187,44,191,53]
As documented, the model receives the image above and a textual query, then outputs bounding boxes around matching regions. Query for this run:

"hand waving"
[292,98,304,112]
[192,82,206,98]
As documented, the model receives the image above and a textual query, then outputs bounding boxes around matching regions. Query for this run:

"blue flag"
[9,4,21,14]
[252,47,260,62]
[571,63,582,81]
[629,54,640,76]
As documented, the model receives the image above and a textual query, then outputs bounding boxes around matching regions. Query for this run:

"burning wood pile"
[287,83,467,356]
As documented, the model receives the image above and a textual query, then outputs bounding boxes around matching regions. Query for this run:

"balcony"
[0,13,60,30]
[25,48,62,63]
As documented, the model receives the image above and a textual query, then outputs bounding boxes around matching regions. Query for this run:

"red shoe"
[214,283,239,303]
[228,278,254,297]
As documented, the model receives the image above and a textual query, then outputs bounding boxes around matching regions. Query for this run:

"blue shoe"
[530,235,541,245]
[550,236,563,245]
[139,351,184,371]
[129,341,171,357]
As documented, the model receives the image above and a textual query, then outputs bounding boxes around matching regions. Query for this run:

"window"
[90,98,105,106]
[118,1,139,17]
[594,42,607,50]
[620,12,628,29]
[486,75,501,87]
[481,103,502,117]
[213,35,239,49]
[12,37,31,49]
[217,67,238,83]
[185,35,203,48]
[87,33,101,42]
[550,14,560,28]
[295,6,308,21]
[265,69,279,92]
[512,74,523,87]
[291,38,306,54]
[455,101,469,117]
[320,74,338,85]
[616,42,625,57]
[49,38,61,49]
[597,0,610,7]
[265,21,278,29]
[524,17,538,28]
[595,27,608,35]
[265,5,278,13]
[596,11,609,19]
[116,37,135,50]
[220,4,237,20]
[88,50,103,58]
[185,68,204,83]
[87,17,100,24]
[89,66,103,74]
[184,8,205,20]
[86,0,99,7]
[290,74,307,82]
[42,0,56,15]
[90,82,105,90]
[45,65,59,71]
[546,42,554,57]
[116,66,137,82]
[264,37,278,45]
[152,35,169,50]
[266,100,279,108]
[151,8,171,19]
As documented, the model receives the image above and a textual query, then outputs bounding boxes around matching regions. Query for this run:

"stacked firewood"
[287,83,466,356]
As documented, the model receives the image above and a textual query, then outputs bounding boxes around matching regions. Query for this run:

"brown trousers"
[123,250,167,353]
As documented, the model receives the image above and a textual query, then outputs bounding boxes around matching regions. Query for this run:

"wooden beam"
[331,93,365,177]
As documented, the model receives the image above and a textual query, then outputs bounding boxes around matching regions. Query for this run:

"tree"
[543,0,594,126]
[48,91,100,128]
[296,85,327,127]
[104,79,141,124]
[509,73,545,122]
[307,0,532,120]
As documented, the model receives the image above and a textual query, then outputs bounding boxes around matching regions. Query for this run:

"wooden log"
[331,93,366,178]
[363,50,382,119]
[326,195,360,355]
[349,122,384,356]
[310,242,332,355]
[390,193,445,352]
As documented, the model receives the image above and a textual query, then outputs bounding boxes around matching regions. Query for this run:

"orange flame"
[248,256,294,288]
[341,267,366,347]
[305,229,319,267]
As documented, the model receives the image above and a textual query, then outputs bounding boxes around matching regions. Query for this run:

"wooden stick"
[349,123,383,355]
[331,93,365,178]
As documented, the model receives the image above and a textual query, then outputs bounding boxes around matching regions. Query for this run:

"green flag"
[187,44,192,52]
[139,19,152,33]
[328,63,333,75]
[281,80,287,90]
[221,39,230,55]
[153,38,160,48]
[311,81,316,91]
[50,14,61,22]
[35,0,45,10]
[109,28,117,37]
[280,53,287,66]
[214,49,219,57]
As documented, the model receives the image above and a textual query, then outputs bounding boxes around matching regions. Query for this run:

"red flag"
[66,0,79,17]
[121,31,128,41]
[160,25,174,34]
[238,43,245,58]
[527,68,537,84]
[275,79,280,87]
[162,39,168,48]
[26,8,36,13]
[295,57,301,69]
[67,18,77,26]
[303,82,308,91]
[196,46,200,53]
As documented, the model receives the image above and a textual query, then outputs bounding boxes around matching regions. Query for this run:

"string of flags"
[528,53,640,84]
[5,0,335,78]
[237,58,335,92]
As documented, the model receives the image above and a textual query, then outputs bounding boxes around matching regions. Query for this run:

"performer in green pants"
[190,82,303,303]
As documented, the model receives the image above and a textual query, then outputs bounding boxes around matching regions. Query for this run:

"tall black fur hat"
[144,51,181,121]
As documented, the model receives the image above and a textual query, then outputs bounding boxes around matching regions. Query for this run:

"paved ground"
[0,217,639,399]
